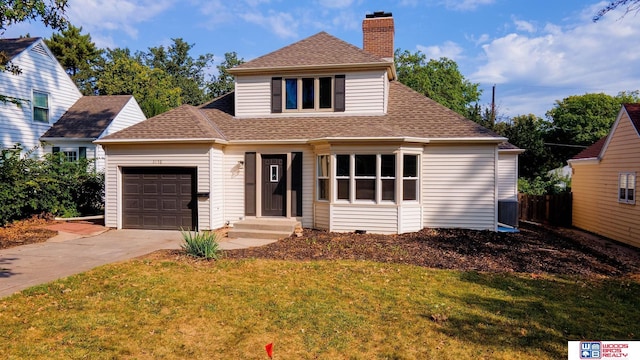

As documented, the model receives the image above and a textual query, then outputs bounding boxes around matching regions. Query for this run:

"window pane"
[629,189,635,201]
[336,155,350,176]
[319,77,332,109]
[33,92,48,108]
[337,179,349,200]
[63,151,77,162]
[620,174,628,188]
[382,179,395,200]
[285,79,297,109]
[620,188,627,200]
[318,179,328,200]
[302,78,314,109]
[381,155,395,177]
[356,179,375,200]
[355,155,375,176]
[33,108,48,122]
[404,155,418,177]
[403,179,417,200]
[629,174,635,190]
[317,155,329,177]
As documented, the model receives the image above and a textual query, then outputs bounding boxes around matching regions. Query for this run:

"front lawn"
[1,257,638,359]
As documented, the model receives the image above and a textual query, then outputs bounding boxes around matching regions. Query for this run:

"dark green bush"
[0,144,104,225]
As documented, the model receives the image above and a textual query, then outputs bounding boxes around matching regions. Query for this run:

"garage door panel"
[122,167,196,230]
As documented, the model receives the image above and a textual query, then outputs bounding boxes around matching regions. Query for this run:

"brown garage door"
[122,167,196,230]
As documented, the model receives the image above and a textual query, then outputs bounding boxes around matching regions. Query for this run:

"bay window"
[403,154,419,201]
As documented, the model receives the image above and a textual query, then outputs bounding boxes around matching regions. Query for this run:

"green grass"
[0,258,638,359]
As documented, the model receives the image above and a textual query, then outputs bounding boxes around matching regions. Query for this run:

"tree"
[395,49,481,118]
[139,38,214,105]
[544,91,640,165]
[45,24,103,95]
[96,48,181,117]
[0,0,68,35]
[1,0,69,104]
[494,114,552,178]
[208,51,244,98]
[593,0,640,21]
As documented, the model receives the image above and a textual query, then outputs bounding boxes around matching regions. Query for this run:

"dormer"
[229,13,396,118]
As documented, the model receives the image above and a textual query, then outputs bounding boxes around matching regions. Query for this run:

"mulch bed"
[0,216,58,250]
[221,222,640,277]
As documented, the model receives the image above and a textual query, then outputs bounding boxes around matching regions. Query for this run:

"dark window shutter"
[245,152,256,216]
[79,147,87,159]
[271,77,282,113]
[334,75,345,112]
[52,146,60,154]
[291,152,303,217]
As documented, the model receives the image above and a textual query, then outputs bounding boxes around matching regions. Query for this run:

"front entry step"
[227,218,300,240]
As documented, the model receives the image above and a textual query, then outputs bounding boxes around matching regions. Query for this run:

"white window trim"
[283,76,334,112]
[32,90,50,123]
[316,155,330,201]
[618,172,636,205]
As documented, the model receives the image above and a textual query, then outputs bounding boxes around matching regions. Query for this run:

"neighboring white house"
[0,37,145,168]
[97,12,521,234]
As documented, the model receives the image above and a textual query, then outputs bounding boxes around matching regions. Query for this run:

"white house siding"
[101,97,146,136]
[498,153,518,201]
[398,204,422,234]
[234,71,386,117]
[314,202,330,229]
[210,147,225,229]
[330,205,398,234]
[103,144,212,230]
[423,144,497,230]
[0,40,81,155]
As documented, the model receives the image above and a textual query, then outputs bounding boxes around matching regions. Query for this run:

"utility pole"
[491,84,496,127]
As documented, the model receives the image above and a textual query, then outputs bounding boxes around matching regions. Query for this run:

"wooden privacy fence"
[518,193,572,226]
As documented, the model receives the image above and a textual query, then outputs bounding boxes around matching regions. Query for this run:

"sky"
[4,0,640,119]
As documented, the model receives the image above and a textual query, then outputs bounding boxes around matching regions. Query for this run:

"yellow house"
[569,104,640,247]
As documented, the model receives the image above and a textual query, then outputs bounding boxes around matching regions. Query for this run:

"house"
[0,37,145,167]
[97,12,521,234]
[568,103,640,248]
[40,95,147,171]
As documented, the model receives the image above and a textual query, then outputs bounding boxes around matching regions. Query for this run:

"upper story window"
[619,172,636,204]
[33,91,49,123]
[272,75,345,113]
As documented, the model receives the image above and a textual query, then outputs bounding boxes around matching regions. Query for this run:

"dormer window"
[272,75,345,113]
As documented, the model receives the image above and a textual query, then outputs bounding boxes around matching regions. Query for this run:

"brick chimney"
[362,11,394,62]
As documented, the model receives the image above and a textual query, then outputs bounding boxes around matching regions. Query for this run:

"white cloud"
[317,0,356,9]
[470,5,640,116]
[240,11,298,38]
[67,0,174,39]
[417,41,464,61]
[513,19,536,33]
[442,0,495,11]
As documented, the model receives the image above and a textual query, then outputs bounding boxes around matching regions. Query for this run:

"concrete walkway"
[0,225,277,298]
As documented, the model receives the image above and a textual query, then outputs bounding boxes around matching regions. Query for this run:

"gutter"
[94,138,228,145]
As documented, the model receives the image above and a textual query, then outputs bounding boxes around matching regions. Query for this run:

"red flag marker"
[265,343,274,359]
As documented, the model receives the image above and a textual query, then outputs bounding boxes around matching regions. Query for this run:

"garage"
[122,167,196,230]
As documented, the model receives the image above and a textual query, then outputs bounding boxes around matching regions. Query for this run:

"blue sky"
[4,0,640,119]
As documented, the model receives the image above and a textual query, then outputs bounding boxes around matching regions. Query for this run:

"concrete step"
[227,229,291,240]
[227,218,300,240]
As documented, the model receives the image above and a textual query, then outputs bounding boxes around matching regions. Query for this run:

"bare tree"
[593,0,640,22]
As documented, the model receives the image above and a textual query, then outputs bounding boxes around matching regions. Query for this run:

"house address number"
[152,160,163,164]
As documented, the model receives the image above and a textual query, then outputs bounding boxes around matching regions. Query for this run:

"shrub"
[519,172,571,196]
[181,229,221,260]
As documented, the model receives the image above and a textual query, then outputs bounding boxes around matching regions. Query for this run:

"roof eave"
[95,138,228,145]
[499,148,526,154]
[41,137,97,142]
[567,158,600,165]
[229,62,394,78]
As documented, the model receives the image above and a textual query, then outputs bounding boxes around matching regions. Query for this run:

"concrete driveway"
[0,224,279,299]
[0,229,183,298]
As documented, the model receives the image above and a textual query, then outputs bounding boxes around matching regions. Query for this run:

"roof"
[41,96,134,139]
[572,136,607,160]
[230,32,389,72]
[0,37,40,61]
[101,81,505,144]
[571,103,640,160]
[624,103,640,135]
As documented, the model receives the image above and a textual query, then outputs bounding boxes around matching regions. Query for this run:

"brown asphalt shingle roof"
[0,37,40,61]
[102,81,502,142]
[42,96,135,139]
[572,103,640,160]
[232,32,388,70]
